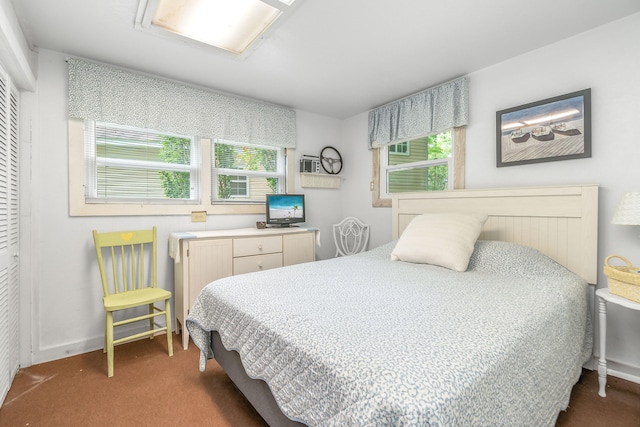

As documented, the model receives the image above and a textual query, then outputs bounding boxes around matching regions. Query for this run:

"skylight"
[135,0,302,58]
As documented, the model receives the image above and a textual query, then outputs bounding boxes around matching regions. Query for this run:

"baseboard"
[29,336,106,366]
[25,323,173,367]
[582,353,640,384]
[602,359,640,385]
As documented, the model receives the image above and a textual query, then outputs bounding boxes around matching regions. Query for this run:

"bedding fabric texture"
[186,240,593,427]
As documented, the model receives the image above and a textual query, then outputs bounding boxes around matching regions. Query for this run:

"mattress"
[186,240,592,426]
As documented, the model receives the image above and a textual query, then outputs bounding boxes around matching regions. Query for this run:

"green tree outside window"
[159,136,191,199]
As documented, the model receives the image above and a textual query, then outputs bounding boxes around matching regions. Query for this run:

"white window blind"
[84,121,200,203]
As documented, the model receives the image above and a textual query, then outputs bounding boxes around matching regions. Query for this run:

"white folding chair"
[333,217,370,256]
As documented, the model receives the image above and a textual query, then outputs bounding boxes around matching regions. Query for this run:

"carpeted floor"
[1,333,638,426]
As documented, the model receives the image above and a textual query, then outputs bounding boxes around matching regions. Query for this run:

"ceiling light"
[135,0,302,58]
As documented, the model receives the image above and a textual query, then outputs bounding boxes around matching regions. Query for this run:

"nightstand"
[595,288,640,397]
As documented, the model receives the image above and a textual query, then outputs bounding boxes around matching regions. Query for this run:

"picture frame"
[496,89,591,167]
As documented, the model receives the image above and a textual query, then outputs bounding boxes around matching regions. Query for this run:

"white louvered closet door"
[0,64,19,405]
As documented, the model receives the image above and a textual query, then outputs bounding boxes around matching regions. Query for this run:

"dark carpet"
[1,333,638,426]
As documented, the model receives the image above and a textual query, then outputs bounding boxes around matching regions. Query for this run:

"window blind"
[212,140,284,202]
[84,121,200,203]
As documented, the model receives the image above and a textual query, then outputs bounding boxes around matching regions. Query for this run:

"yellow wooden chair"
[92,226,173,377]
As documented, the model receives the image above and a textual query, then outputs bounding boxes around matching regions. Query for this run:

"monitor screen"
[265,194,305,227]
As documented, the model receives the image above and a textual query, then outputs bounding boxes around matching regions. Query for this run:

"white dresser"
[169,227,318,349]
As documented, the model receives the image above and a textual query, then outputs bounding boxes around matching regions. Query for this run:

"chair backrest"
[92,227,157,297]
[333,217,370,256]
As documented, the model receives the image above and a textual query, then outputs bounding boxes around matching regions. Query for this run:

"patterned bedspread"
[186,240,592,426]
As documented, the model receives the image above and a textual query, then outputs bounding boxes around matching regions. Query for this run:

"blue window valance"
[368,77,468,148]
[68,58,296,148]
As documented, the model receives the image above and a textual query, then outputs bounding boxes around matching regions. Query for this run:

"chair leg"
[103,314,107,353]
[106,311,114,377]
[165,299,173,357]
[148,303,154,340]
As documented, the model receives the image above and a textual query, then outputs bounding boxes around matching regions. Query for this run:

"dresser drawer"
[233,253,283,275]
[233,236,282,257]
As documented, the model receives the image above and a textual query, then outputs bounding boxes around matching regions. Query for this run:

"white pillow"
[391,212,488,271]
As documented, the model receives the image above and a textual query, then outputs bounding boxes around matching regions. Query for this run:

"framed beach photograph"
[496,89,591,167]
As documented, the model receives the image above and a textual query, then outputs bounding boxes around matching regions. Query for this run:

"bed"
[186,184,598,426]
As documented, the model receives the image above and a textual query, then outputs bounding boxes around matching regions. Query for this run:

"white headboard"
[392,185,599,284]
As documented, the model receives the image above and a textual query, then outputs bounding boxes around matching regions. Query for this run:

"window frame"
[388,141,410,155]
[211,139,286,203]
[69,119,295,216]
[228,175,249,197]
[84,121,200,204]
[371,127,465,208]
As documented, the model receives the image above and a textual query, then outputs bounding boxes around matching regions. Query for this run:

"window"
[382,132,451,197]
[388,141,409,155]
[68,59,296,216]
[372,128,465,207]
[212,140,285,203]
[84,121,199,203]
[229,176,248,197]
[69,119,295,216]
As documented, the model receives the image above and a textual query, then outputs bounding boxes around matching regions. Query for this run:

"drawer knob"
[258,263,263,269]
[258,244,263,251]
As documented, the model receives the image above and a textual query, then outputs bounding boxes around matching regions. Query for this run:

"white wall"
[340,112,393,249]
[19,50,344,365]
[341,13,640,379]
[294,110,345,259]
[0,0,36,91]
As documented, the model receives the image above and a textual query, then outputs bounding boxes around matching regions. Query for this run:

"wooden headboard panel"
[392,185,599,284]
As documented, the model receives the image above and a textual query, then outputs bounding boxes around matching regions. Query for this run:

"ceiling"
[11,0,640,119]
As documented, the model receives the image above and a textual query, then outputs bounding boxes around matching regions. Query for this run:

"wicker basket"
[604,255,640,303]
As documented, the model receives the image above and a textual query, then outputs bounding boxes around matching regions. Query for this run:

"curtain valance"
[68,58,296,148]
[368,77,468,148]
